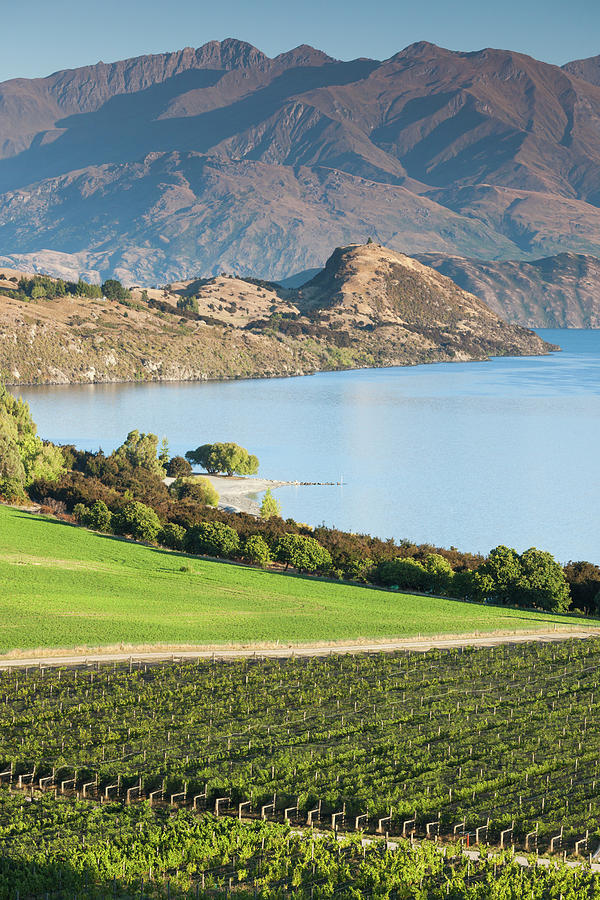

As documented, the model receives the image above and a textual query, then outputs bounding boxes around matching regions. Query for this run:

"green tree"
[275,533,331,573]
[30,283,48,300]
[375,557,429,592]
[185,442,259,477]
[0,385,64,496]
[477,545,523,604]
[158,437,170,465]
[116,501,161,542]
[112,430,166,477]
[260,488,281,519]
[20,438,65,485]
[563,561,600,614]
[519,547,571,613]
[477,544,570,612]
[101,279,131,300]
[166,456,192,477]
[184,522,240,558]
[422,553,454,594]
[0,426,26,499]
[242,535,272,568]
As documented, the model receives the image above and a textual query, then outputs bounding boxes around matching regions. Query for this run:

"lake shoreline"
[4,345,561,390]
[18,330,599,562]
[166,474,339,516]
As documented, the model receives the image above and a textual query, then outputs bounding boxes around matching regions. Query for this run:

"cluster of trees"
[176,295,199,313]
[0,386,64,499]
[1,273,134,302]
[20,274,102,300]
[376,545,572,613]
[28,425,600,614]
[2,382,597,616]
[72,496,330,572]
[186,442,259,476]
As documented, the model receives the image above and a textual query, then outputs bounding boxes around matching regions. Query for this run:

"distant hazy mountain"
[416,252,600,328]
[1,39,600,283]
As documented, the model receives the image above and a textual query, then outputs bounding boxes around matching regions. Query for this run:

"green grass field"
[0,505,594,654]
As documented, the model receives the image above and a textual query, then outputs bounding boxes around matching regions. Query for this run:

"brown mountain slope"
[416,252,600,328]
[1,40,600,282]
[563,55,600,88]
[0,243,553,386]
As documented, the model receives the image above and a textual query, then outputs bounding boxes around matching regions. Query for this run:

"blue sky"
[3,0,598,82]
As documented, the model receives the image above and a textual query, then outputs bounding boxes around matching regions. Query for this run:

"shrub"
[115,501,161,542]
[242,535,271,567]
[159,522,186,550]
[84,500,113,532]
[166,456,192,477]
[171,476,219,507]
[29,472,121,511]
[275,533,332,573]
[184,521,240,558]
[73,503,88,524]
[177,296,199,313]
[41,497,67,516]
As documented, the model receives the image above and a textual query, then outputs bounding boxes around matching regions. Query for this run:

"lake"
[18,329,600,564]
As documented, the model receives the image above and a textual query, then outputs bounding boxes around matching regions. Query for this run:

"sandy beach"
[165,473,292,515]
[198,474,292,515]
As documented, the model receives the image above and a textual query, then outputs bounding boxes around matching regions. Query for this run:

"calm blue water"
[18,330,600,563]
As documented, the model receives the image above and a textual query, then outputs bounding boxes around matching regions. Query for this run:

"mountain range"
[0,39,600,284]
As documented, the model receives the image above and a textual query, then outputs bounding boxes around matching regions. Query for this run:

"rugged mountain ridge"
[1,40,600,283]
[0,243,553,386]
[416,252,600,328]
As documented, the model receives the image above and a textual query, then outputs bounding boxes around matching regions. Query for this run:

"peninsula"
[0,242,555,386]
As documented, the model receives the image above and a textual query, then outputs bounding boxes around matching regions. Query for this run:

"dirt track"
[0,628,597,669]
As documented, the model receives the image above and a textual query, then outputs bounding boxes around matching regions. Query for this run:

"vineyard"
[2,639,600,858]
[2,793,599,898]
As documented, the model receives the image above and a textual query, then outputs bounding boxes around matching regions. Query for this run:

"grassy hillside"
[0,244,553,386]
[0,506,591,654]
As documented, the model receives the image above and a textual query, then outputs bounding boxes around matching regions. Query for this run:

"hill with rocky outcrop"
[0,243,554,385]
[1,40,600,283]
[416,252,600,328]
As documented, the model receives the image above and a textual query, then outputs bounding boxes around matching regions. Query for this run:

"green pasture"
[0,505,593,653]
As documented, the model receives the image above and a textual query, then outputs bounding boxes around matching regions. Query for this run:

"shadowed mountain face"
[1,38,600,283]
[416,252,600,328]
